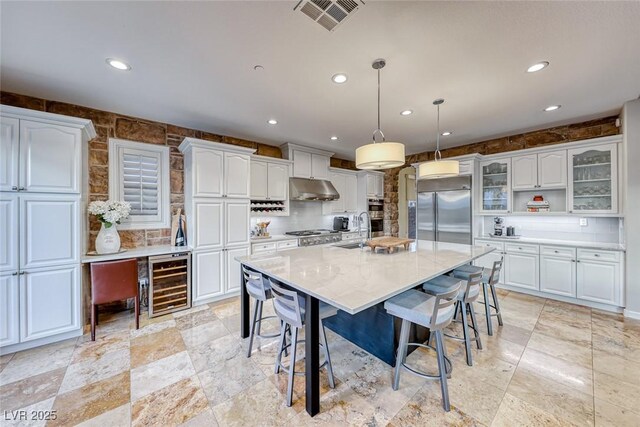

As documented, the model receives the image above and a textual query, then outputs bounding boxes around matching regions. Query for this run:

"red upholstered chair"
[90,259,140,340]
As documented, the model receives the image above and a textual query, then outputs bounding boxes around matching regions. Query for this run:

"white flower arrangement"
[88,200,131,228]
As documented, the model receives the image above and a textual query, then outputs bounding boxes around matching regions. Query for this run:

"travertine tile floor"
[2,289,640,426]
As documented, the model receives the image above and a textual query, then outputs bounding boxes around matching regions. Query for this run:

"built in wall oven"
[368,199,384,236]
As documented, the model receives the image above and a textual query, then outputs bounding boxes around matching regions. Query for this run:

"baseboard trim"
[623,309,640,320]
[0,329,82,356]
[495,284,624,313]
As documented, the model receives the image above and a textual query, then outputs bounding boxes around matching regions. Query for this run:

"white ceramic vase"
[95,223,121,254]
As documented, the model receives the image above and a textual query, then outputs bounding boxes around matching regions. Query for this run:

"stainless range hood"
[289,177,340,201]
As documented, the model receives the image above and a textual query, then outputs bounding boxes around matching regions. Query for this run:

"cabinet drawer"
[577,249,620,263]
[475,239,504,251]
[505,243,539,254]
[540,246,576,259]
[277,240,298,251]
[252,242,277,253]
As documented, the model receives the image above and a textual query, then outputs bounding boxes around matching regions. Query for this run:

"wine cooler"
[148,252,191,317]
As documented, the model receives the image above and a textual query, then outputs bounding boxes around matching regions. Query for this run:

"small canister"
[506,226,515,237]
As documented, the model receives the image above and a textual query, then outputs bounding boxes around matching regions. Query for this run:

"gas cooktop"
[285,229,341,246]
[284,229,338,236]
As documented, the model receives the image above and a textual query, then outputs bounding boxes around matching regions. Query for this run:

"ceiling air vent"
[294,0,364,32]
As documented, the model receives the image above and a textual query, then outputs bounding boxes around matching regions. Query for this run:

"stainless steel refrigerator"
[416,175,472,244]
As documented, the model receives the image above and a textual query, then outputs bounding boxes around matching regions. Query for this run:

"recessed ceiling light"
[400,110,413,116]
[253,65,264,71]
[441,131,452,136]
[527,61,549,73]
[106,58,131,71]
[332,73,348,84]
[267,119,278,125]
[544,105,561,112]
[330,136,338,141]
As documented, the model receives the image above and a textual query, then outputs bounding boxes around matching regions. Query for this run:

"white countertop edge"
[475,236,625,252]
[250,234,299,243]
[237,246,495,315]
[81,245,192,263]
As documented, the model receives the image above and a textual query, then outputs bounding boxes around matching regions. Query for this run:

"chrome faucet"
[357,211,372,248]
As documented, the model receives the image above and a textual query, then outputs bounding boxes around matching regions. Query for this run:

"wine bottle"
[175,216,186,247]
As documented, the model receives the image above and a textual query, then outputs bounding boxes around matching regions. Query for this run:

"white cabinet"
[225,200,250,247]
[365,173,384,198]
[473,239,505,284]
[0,195,18,273]
[576,249,622,305]
[292,150,330,180]
[504,243,539,291]
[568,143,618,214]
[226,247,249,293]
[193,199,223,250]
[20,195,78,269]
[193,250,224,301]
[192,148,224,198]
[512,151,567,190]
[224,152,251,198]
[480,159,510,212]
[250,161,268,200]
[0,117,19,192]
[540,246,576,297]
[20,120,82,194]
[250,159,289,201]
[538,151,567,188]
[20,265,80,342]
[344,174,358,212]
[0,274,19,346]
[324,170,358,214]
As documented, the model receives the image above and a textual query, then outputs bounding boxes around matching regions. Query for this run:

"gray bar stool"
[384,284,460,412]
[452,259,504,336]
[424,271,483,366]
[269,279,337,407]
[242,266,279,357]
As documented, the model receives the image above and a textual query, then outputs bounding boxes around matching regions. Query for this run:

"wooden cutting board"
[366,237,414,253]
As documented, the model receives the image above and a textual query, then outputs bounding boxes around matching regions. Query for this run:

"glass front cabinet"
[480,159,511,213]
[568,144,618,214]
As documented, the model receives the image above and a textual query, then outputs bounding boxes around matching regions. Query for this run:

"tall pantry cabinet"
[179,138,255,305]
[0,105,95,353]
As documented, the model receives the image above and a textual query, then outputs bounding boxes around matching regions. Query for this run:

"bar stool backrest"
[269,279,304,329]
[430,284,461,330]
[488,258,504,287]
[462,271,483,304]
[242,266,269,300]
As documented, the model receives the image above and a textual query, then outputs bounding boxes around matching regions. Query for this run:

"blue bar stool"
[452,259,504,336]
[269,279,337,407]
[384,284,460,412]
[424,271,483,366]
[242,266,279,357]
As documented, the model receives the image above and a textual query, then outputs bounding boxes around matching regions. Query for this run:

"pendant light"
[418,99,459,179]
[355,59,405,170]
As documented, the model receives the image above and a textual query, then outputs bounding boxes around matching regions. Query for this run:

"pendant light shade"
[418,99,459,179]
[355,59,405,170]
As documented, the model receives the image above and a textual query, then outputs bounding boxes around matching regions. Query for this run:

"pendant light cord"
[435,103,441,161]
[372,67,386,143]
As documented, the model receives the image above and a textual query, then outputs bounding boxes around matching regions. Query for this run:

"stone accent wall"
[0,91,350,249]
[384,115,620,236]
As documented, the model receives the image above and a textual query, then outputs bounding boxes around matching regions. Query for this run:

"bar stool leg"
[469,303,483,350]
[482,283,493,336]
[490,284,504,326]
[91,304,97,341]
[393,319,411,391]
[286,327,299,407]
[435,330,451,412]
[256,300,264,336]
[319,321,335,388]
[247,300,260,357]
[461,304,473,366]
[135,295,140,330]
[275,321,288,374]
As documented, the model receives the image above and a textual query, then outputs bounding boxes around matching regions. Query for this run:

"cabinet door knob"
[11,186,18,191]
[19,271,26,275]
[12,272,18,276]
[18,187,26,191]
[594,254,600,257]
[554,250,559,253]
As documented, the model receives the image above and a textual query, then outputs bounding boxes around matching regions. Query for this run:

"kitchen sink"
[333,242,364,249]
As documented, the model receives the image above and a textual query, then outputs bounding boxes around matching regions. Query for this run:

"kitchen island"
[236,240,494,416]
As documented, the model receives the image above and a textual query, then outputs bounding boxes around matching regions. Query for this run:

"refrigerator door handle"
[434,193,438,241]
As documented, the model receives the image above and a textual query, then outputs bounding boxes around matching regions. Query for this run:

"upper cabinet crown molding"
[279,142,334,158]
[251,154,292,165]
[178,137,256,156]
[0,105,96,140]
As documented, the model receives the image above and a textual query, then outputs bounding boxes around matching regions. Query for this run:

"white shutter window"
[109,138,170,229]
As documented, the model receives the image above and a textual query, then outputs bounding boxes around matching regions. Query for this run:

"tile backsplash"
[481,216,622,243]
[250,202,357,236]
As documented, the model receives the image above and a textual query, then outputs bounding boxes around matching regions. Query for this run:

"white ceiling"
[2,1,639,159]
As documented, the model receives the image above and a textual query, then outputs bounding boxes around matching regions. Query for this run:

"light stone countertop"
[476,235,625,252]
[82,245,192,263]
[236,240,494,315]
[250,234,299,243]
